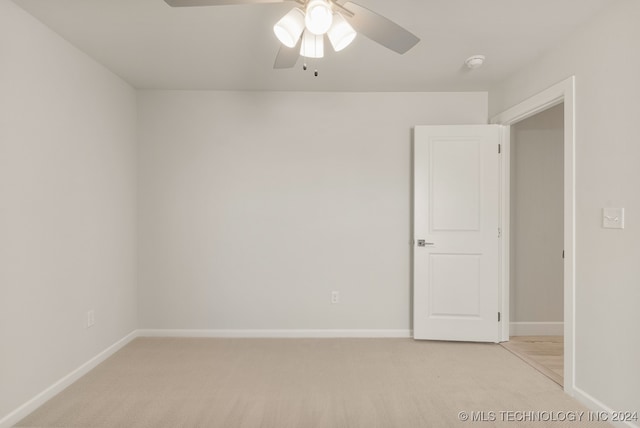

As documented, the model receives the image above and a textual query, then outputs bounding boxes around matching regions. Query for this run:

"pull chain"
[302,61,319,77]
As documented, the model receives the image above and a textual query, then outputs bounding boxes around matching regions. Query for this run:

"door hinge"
[498,228,502,238]
[562,250,565,259]
[498,144,502,154]
[498,312,501,322]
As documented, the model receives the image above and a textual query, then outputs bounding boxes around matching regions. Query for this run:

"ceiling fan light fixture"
[273,8,305,48]
[300,30,324,58]
[327,12,356,52]
[305,0,333,35]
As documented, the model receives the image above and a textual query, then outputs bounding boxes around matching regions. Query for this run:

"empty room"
[1,0,638,427]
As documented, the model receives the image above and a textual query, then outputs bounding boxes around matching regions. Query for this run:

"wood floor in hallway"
[501,336,564,387]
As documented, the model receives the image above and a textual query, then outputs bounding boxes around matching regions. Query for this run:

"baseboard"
[509,322,564,336]
[0,330,138,428]
[137,329,413,338]
[573,386,639,428]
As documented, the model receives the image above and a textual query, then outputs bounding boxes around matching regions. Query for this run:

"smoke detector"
[465,55,486,69]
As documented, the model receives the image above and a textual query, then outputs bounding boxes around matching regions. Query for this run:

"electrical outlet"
[87,310,95,328]
[331,291,340,304]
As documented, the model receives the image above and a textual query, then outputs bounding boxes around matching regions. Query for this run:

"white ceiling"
[12,0,615,91]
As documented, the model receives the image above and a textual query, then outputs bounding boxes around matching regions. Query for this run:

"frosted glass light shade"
[300,31,324,58]
[327,12,356,52]
[305,0,333,35]
[273,8,305,48]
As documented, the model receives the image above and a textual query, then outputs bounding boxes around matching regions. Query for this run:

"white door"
[413,125,501,342]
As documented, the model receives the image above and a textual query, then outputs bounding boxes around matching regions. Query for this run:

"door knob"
[417,240,435,247]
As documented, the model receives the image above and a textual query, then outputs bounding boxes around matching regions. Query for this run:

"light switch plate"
[603,208,625,229]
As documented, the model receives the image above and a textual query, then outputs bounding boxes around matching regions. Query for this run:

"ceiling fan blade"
[342,2,420,54]
[273,37,301,69]
[164,0,289,7]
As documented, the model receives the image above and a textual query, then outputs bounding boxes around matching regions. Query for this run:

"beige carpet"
[16,338,608,428]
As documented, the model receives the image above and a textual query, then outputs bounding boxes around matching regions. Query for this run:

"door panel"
[413,125,501,342]
[430,253,481,318]
[431,139,481,231]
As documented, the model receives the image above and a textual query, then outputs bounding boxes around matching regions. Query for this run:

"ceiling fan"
[164,0,420,69]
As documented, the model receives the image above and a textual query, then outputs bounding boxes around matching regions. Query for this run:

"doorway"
[491,76,576,395]
[501,104,565,386]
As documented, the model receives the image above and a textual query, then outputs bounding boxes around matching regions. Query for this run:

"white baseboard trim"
[573,386,639,428]
[0,330,138,428]
[509,322,564,336]
[137,329,413,339]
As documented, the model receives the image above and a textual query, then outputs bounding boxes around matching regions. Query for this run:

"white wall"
[510,104,564,324]
[0,0,137,420]
[491,0,640,416]
[138,91,487,330]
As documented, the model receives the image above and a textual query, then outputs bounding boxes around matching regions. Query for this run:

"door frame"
[490,76,576,396]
